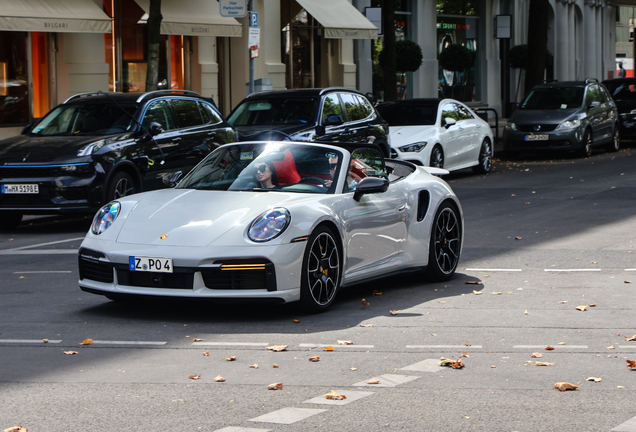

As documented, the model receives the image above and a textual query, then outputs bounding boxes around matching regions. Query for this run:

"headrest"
[272,151,301,185]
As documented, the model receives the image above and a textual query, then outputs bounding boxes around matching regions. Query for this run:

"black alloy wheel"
[606,126,620,152]
[473,139,493,174]
[299,226,341,313]
[0,212,23,231]
[430,145,444,168]
[107,172,136,201]
[580,130,593,158]
[425,202,461,281]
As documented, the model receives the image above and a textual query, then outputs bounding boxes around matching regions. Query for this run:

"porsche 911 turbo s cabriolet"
[78,141,463,312]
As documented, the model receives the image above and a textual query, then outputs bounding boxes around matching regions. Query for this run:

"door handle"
[207,131,216,137]
[396,204,407,212]
[171,137,182,143]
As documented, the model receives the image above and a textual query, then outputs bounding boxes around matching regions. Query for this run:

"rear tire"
[299,226,341,313]
[472,139,492,174]
[425,202,462,281]
[606,126,620,152]
[579,130,593,158]
[0,212,23,230]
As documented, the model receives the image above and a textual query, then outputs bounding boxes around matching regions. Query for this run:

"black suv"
[227,88,392,158]
[503,79,619,157]
[602,78,636,139]
[0,90,236,229]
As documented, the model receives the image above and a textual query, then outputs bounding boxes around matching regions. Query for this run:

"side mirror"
[149,121,164,136]
[21,124,32,135]
[444,117,457,129]
[589,101,601,109]
[353,177,389,202]
[324,114,344,126]
[161,171,183,187]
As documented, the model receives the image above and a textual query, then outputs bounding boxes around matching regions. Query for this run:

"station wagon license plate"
[129,256,173,273]
[524,134,549,141]
[1,184,39,194]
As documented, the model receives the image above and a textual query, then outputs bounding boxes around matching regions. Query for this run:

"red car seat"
[272,151,301,185]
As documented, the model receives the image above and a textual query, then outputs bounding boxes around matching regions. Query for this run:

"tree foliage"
[438,44,474,73]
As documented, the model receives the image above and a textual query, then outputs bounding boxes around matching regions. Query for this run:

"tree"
[524,0,549,94]
[381,0,397,101]
[145,0,162,92]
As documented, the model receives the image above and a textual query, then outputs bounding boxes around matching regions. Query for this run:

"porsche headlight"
[398,142,427,153]
[77,139,107,156]
[248,208,290,242]
[91,201,121,235]
[504,121,517,131]
[556,119,581,130]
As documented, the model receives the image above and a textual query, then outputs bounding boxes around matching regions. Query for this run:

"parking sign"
[250,12,258,27]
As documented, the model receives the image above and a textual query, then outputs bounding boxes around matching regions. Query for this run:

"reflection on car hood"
[234,124,314,141]
[510,109,578,125]
[389,126,435,146]
[0,134,108,164]
[116,188,305,247]
[614,99,636,113]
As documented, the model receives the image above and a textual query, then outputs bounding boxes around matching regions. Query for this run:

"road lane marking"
[465,268,522,272]
[626,269,636,271]
[611,415,636,432]
[513,345,588,349]
[249,408,327,425]
[0,339,62,344]
[544,269,601,272]
[400,359,445,373]
[4,237,84,251]
[191,342,269,347]
[0,250,78,255]
[13,271,72,274]
[406,345,483,349]
[352,374,419,388]
[214,428,271,432]
[303,390,374,406]
[91,340,167,346]
[299,343,375,349]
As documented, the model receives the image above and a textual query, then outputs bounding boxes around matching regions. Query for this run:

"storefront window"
[0,31,29,125]
[31,32,50,119]
[170,35,184,89]
[437,16,479,102]
[282,8,322,89]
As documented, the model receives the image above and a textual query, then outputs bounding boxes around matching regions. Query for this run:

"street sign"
[248,27,260,48]
[219,0,247,18]
[495,15,511,39]
[250,12,258,28]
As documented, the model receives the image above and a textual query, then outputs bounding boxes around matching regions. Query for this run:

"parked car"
[376,98,494,174]
[0,90,236,230]
[602,78,636,139]
[227,88,392,158]
[78,141,463,313]
[503,79,620,157]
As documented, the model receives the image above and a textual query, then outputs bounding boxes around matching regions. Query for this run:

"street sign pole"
[249,0,254,95]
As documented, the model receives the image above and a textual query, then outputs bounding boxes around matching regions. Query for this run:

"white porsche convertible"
[78,141,463,312]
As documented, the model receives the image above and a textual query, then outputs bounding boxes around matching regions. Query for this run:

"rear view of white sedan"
[376,98,493,174]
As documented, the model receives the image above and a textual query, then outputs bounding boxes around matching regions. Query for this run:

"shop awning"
[135,0,242,37]
[296,0,378,40]
[0,0,111,33]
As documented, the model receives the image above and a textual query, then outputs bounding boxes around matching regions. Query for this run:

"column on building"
[583,2,598,79]
[555,2,570,80]
[411,0,437,98]
[353,0,373,95]
[261,0,287,90]
[198,36,219,102]
[63,33,109,99]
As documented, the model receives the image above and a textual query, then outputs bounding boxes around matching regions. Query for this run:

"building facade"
[0,0,620,139]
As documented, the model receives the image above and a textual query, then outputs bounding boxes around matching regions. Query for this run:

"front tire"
[0,212,23,231]
[606,126,620,152]
[579,130,593,158]
[425,202,462,281]
[106,172,136,201]
[430,145,444,168]
[299,226,341,313]
[473,139,492,174]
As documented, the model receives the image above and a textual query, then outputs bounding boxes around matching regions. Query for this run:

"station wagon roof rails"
[585,78,599,84]
[542,79,558,83]
[319,87,363,95]
[136,90,202,103]
[64,91,121,104]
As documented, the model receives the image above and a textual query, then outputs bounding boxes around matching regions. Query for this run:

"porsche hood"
[115,189,304,247]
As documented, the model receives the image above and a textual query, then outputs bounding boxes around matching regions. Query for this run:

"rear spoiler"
[422,167,449,176]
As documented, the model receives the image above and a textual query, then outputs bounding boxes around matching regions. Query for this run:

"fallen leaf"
[266,344,289,352]
[226,356,237,361]
[267,382,283,390]
[524,310,529,315]
[324,346,333,351]
[586,377,602,382]
[558,342,566,345]
[361,298,368,308]
[627,359,636,369]
[272,364,279,368]
[576,305,588,311]
[534,362,554,366]
[491,291,502,295]
[293,319,300,323]
[350,367,358,371]
[438,301,446,303]
[325,390,347,400]
[608,345,616,350]
[531,352,543,358]
[553,382,579,391]
[451,358,465,369]
[79,338,93,346]
[625,335,636,342]
[214,375,226,382]
[465,281,481,285]
[308,356,320,362]
[491,365,496,368]
[2,426,28,432]
[515,236,522,240]
[389,310,400,315]
[359,324,375,327]
[625,281,632,284]
[193,338,203,342]
[559,301,568,304]
[473,290,483,295]
[372,290,382,296]
[545,345,555,350]
[337,340,353,345]
[43,339,48,343]
[461,352,470,358]
[464,343,471,347]
[618,385,626,389]
[249,364,258,369]
[366,379,381,384]
[63,351,78,355]
[202,352,209,356]
[589,303,596,307]
[188,375,201,380]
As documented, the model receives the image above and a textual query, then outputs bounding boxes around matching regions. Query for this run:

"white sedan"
[377,98,493,174]
[78,141,463,313]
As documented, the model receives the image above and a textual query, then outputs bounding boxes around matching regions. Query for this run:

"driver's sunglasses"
[329,163,338,170]
[256,164,269,173]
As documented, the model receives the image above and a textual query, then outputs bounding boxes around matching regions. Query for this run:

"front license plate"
[129,256,173,273]
[524,134,549,141]
[1,184,39,194]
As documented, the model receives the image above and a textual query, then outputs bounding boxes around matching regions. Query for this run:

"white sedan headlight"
[504,121,517,131]
[556,119,581,130]
[248,208,290,242]
[91,201,121,235]
[398,142,427,153]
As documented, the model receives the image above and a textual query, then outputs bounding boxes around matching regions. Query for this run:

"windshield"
[228,98,319,126]
[520,87,584,110]
[377,103,438,126]
[603,81,636,101]
[177,143,344,194]
[31,103,137,136]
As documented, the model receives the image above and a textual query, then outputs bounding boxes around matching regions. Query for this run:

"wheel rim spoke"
[434,208,460,274]
[307,232,340,306]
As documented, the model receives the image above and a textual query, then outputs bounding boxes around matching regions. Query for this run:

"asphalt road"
[1,145,636,432]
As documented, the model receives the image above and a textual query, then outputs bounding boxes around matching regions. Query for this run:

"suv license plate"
[129,256,173,273]
[1,184,39,194]
[524,134,549,141]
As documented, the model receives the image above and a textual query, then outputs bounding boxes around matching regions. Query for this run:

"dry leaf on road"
[350,367,358,371]
[226,356,237,361]
[43,339,48,343]
[308,356,320,362]
[267,382,283,390]
[188,375,201,380]
[627,360,636,369]
[325,390,347,400]
[464,343,472,347]
[586,377,602,382]
[249,364,258,369]
[625,281,632,284]
[461,352,470,358]
[272,364,279,368]
[63,351,78,355]
[193,338,203,342]
[79,338,93,346]
[531,352,543,358]
[324,346,334,351]
[361,298,368,308]
[266,345,289,352]
[553,382,579,391]
[473,290,483,295]
[337,340,353,345]
[465,281,481,285]
[202,352,209,356]
[545,345,555,351]
[559,301,568,304]
[608,345,616,350]
[389,310,400,315]
[366,379,381,384]
[515,236,522,240]
[372,290,382,296]
[576,305,588,311]
[214,375,226,382]
[2,426,28,432]
[359,324,375,327]
[293,319,300,323]
[491,291,502,295]
[589,304,596,307]
[524,310,529,315]
[534,362,554,366]
[624,335,636,341]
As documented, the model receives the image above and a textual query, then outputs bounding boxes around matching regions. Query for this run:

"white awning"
[296,0,377,40]
[0,0,111,33]
[134,0,242,37]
